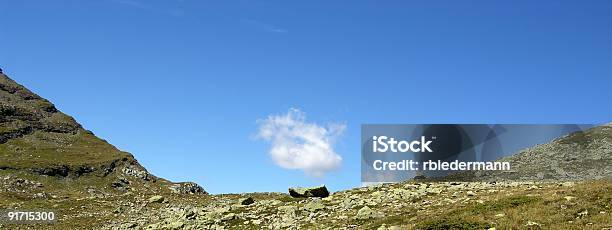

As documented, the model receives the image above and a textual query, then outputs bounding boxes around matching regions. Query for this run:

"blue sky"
[1,0,611,194]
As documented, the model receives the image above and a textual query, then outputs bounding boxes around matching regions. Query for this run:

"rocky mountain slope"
[0,73,205,228]
[0,73,610,229]
[444,124,612,182]
[0,73,152,180]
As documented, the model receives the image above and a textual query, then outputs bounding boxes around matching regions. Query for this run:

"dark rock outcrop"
[170,182,207,195]
[289,185,330,198]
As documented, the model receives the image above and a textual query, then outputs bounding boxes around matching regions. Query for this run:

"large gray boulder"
[288,185,330,198]
[170,182,207,195]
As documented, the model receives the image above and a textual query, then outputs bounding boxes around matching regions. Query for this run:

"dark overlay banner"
[361,124,595,183]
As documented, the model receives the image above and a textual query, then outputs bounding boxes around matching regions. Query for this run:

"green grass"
[454,195,540,215]
[0,130,130,169]
[416,218,491,230]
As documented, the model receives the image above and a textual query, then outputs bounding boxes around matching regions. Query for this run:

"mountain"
[442,124,612,182]
[0,73,155,181]
[0,73,206,228]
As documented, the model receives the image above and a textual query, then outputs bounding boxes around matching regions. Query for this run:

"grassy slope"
[0,130,131,169]
[0,73,174,228]
[1,73,130,170]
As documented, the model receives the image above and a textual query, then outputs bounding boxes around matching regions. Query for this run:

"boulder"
[563,196,576,201]
[239,197,255,205]
[170,182,207,195]
[288,185,330,198]
[356,206,382,220]
[526,221,541,228]
[165,221,184,230]
[278,205,298,215]
[303,200,325,212]
[148,195,165,203]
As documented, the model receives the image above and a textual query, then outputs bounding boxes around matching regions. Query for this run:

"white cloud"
[257,108,344,177]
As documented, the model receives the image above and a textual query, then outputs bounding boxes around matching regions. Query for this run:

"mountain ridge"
[441,124,612,182]
[0,73,207,205]
[0,73,152,180]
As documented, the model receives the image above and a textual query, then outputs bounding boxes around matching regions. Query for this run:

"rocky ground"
[1,177,610,229]
[108,180,612,230]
